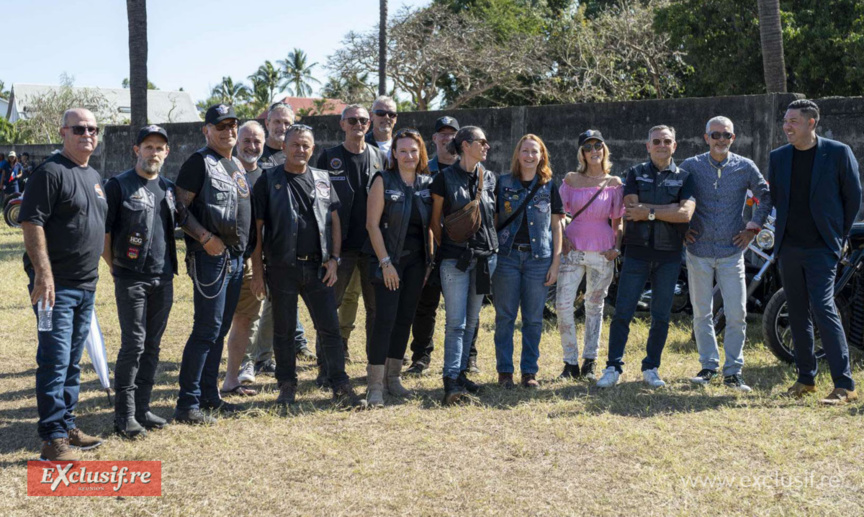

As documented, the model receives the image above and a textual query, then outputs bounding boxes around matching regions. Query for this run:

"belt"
[513,243,532,252]
[296,254,322,262]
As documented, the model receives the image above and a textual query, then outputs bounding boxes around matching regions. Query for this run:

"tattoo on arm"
[175,187,209,243]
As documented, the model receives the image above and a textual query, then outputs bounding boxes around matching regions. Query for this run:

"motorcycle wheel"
[762,288,829,364]
[4,201,21,228]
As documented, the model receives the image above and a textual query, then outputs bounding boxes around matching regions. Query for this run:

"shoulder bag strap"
[496,179,543,232]
[569,178,611,221]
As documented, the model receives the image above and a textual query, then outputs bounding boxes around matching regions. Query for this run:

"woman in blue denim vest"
[430,126,499,405]
[492,134,564,388]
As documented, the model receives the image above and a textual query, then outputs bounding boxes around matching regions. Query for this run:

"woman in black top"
[429,126,498,405]
[364,129,434,407]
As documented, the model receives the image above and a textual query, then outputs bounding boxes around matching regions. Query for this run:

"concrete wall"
[5,93,864,186]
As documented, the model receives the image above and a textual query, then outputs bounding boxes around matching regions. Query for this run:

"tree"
[126,0,149,129]
[0,80,10,99]
[379,0,388,95]
[757,0,787,92]
[248,61,281,105]
[211,76,251,105]
[15,86,117,144]
[321,72,376,105]
[278,49,321,97]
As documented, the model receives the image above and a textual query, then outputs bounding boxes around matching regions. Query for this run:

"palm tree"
[248,77,273,115]
[0,80,10,99]
[248,61,281,105]
[379,0,388,95]
[212,76,251,105]
[278,49,321,98]
[126,0,148,129]
[757,0,787,93]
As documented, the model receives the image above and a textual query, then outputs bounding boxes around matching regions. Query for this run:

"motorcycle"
[2,192,22,228]
[762,221,864,363]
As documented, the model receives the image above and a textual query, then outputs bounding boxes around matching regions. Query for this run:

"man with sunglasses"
[18,108,106,461]
[172,104,252,424]
[251,125,366,408]
[365,95,398,156]
[314,104,385,383]
[596,125,696,389]
[680,116,771,393]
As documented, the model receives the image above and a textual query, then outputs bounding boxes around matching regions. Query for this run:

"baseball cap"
[204,104,238,125]
[434,116,459,133]
[7,151,16,158]
[136,125,169,145]
[578,129,605,147]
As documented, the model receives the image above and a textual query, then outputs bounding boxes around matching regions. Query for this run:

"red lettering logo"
[27,461,162,496]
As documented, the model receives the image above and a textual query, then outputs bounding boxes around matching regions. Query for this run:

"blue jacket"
[496,174,554,259]
[767,136,862,257]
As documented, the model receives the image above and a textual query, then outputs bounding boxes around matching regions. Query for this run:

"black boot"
[315,364,332,389]
[457,371,483,394]
[558,363,581,380]
[580,359,597,380]
[442,376,467,406]
[114,417,147,439]
[134,384,167,429]
[136,411,167,430]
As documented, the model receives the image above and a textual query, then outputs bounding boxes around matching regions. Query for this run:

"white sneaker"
[596,366,621,388]
[642,368,666,388]
[238,361,256,384]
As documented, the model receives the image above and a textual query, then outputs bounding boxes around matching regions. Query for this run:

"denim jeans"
[246,301,308,364]
[369,250,426,365]
[440,255,497,379]
[176,251,244,410]
[268,262,348,387]
[607,256,681,372]
[27,276,95,441]
[492,250,551,374]
[113,275,173,421]
[778,245,854,390]
[556,250,615,364]
[686,251,747,376]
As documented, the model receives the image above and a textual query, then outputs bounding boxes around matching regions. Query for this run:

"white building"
[5,83,201,124]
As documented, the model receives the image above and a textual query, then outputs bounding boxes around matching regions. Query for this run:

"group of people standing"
[17,97,862,463]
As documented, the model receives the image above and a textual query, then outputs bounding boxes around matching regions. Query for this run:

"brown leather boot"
[497,372,515,389]
[366,364,385,408]
[820,388,859,405]
[785,382,817,399]
[384,358,412,397]
[40,438,80,462]
[521,373,540,389]
[68,428,103,450]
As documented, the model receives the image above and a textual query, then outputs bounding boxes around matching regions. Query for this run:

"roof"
[7,83,201,124]
[256,96,348,120]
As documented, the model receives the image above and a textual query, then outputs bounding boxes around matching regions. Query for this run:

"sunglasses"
[286,124,313,133]
[652,138,674,146]
[343,117,369,126]
[213,121,238,131]
[66,125,99,136]
[582,142,604,152]
[373,109,398,119]
[709,131,734,140]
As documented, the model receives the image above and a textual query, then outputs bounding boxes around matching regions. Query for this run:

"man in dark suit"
[768,99,862,404]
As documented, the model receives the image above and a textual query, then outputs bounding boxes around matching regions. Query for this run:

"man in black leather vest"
[103,125,176,438]
[596,125,696,390]
[251,125,366,409]
[173,104,253,424]
[315,104,385,382]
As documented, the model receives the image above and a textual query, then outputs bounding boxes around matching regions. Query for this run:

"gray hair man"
[680,116,772,393]
[365,95,398,155]
[259,102,296,169]
[18,108,107,460]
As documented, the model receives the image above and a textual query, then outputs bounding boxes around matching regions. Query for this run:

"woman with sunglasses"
[556,130,623,380]
[430,126,498,405]
[492,134,564,388]
[364,129,434,407]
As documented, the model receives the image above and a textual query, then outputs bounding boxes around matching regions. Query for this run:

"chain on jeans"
[190,251,232,300]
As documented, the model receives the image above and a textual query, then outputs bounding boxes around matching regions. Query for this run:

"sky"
[0,0,430,103]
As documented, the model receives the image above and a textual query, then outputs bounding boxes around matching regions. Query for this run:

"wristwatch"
[648,208,656,221]
[331,255,341,266]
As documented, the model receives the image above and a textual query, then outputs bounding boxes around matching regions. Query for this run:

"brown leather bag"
[443,165,485,244]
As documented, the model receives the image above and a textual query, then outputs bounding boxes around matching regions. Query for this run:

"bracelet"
[201,232,213,245]
[380,256,392,266]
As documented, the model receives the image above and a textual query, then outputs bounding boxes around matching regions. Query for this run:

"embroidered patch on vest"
[94,183,105,199]
[330,157,343,170]
[233,171,250,198]
[127,247,140,260]
[315,179,331,198]
[128,232,144,246]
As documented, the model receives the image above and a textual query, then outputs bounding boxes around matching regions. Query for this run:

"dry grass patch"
[0,225,863,516]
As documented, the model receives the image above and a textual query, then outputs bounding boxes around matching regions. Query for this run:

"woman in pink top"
[556,130,624,380]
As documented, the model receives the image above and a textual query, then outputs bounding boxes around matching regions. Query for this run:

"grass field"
[1,224,863,516]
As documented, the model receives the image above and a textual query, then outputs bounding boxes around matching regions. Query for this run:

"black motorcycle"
[763,221,864,363]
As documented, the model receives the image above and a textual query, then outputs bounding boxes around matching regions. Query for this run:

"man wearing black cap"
[102,125,176,438]
[172,104,252,424]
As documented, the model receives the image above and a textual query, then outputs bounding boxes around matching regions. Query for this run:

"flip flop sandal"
[220,385,258,397]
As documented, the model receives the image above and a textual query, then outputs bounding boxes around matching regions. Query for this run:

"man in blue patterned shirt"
[681,116,772,392]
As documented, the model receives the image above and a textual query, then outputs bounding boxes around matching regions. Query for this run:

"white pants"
[555,250,615,364]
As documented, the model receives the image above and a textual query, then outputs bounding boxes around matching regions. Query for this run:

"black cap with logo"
[578,129,605,147]
[434,116,460,133]
[204,104,238,125]
[136,125,169,145]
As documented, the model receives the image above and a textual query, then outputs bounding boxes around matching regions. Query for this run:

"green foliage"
[278,49,321,98]
[0,118,23,144]
[14,85,117,144]
[121,78,158,89]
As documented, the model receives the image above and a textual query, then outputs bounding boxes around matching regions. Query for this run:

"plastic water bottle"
[37,298,53,332]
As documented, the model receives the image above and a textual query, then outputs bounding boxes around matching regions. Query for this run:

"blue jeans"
[27,277,95,441]
[177,251,244,410]
[492,250,551,374]
[440,255,497,380]
[607,256,681,372]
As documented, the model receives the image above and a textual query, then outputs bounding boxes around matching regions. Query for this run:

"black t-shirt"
[175,150,252,256]
[430,164,496,259]
[404,190,426,253]
[105,174,173,279]
[316,146,370,251]
[496,178,565,244]
[253,168,341,258]
[785,146,823,248]
[243,166,263,258]
[18,154,107,291]
[258,145,285,170]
